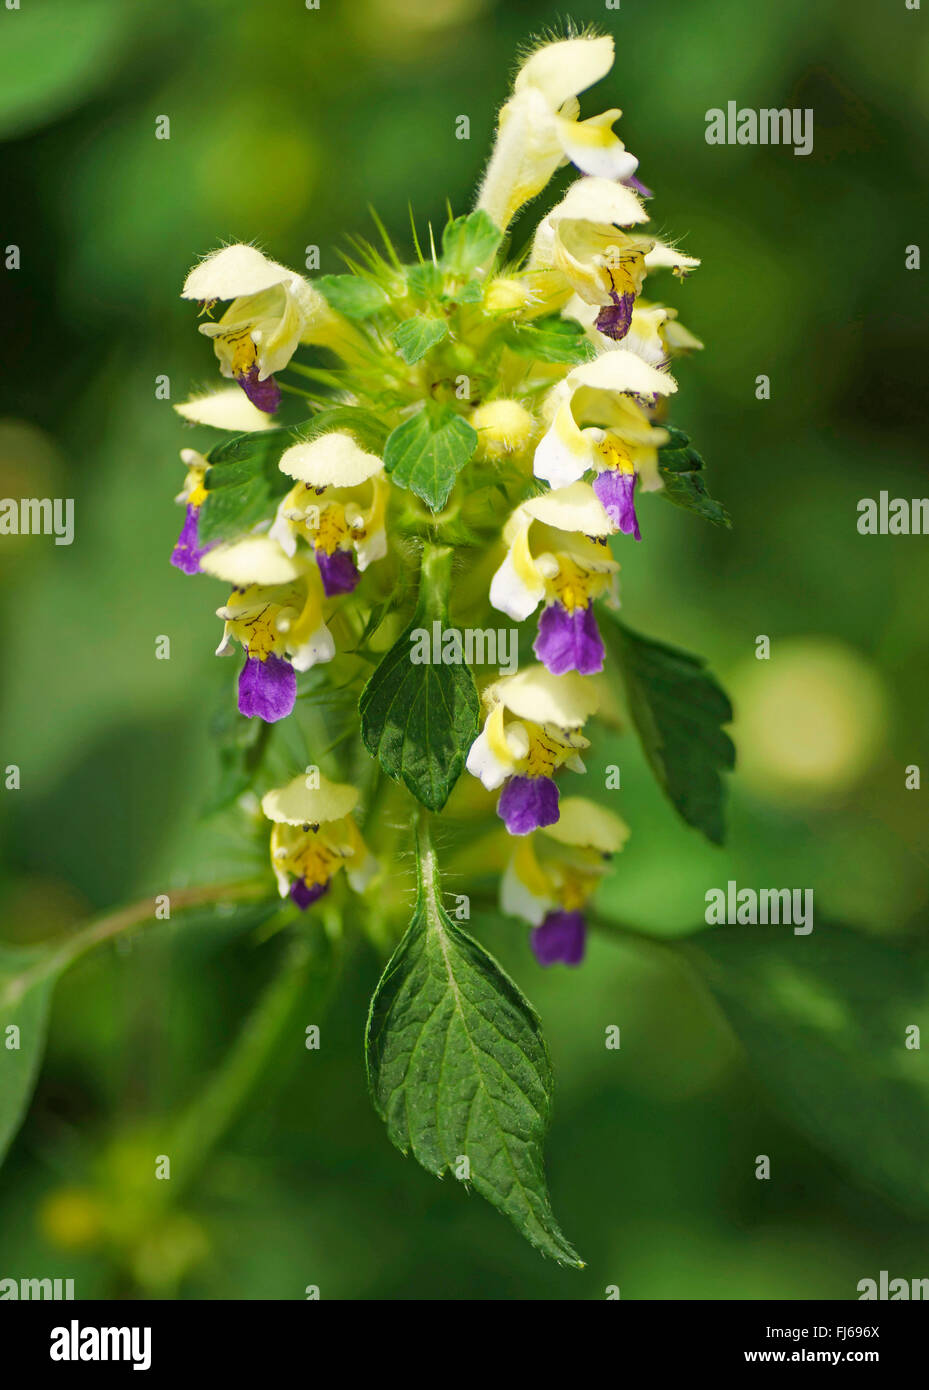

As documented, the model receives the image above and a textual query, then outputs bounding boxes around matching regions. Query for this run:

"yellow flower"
[200,538,335,722]
[501,796,630,925]
[534,349,675,491]
[527,178,654,327]
[261,772,377,906]
[271,433,388,595]
[477,36,639,233]
[182,244,333,413]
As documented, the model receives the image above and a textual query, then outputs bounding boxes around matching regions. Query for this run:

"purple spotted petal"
[530,910,587,967]
[290,878,330,910]
[533,602,604,676]
[236,366,281,414]
[237,653,296,722]
[315,546,360,597]
[595,291,634,342]
[497,775,559,836]
[594,468,641,541]
[623,175,653,199]
[170,503,208,575]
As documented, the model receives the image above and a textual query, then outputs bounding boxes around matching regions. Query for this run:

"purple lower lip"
[237,652,296,722]
[236,365,281,414]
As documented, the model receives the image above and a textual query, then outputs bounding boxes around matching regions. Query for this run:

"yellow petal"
[514,36,615,109]
[200,537,305,587]
[542,797,630,852]
[261,772,359,826]
[496,665,599,728]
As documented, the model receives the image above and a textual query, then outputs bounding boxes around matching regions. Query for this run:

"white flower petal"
[567,347,677,398]
[556,111,639,182]
[200,537,304,587]
[289,622,336,672]
[533,399,602,488]
[500,857,552,927]
[514,36,615,109]
[279,432,383,488]
[465,728,512,791]
[644,241,701,273]
[548,176,648,228]
[174,387,275,432]
[489,522,546,621]
[182,244,293,301]
[523,481,613,537]
[496,666,599,728]
[347,851,380,892]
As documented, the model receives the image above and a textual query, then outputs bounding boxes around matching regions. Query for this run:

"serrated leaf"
[198,428,293,545]
[365,830,583,1268]
[0,945,64,1168]
[687,924,929,1213]
[603,615,735,844]
[392,316,449,365]
[441,210,503,276]
[383,405,477,511]
[506,318,596,365]
[658,427,731,528]
[359,547,478,810]
[315,274,390,319]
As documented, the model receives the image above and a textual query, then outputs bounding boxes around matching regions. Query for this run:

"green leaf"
[658,427,731,528]
[198,428,293,546]
[383,405,477,512]
[365,829,583,1268]
[505,318,596,365]
[441,210,503,277]
[0,945,63,1168]
[454,279,484,304]
[392,316,449,365]
[406,262,444,299]
[687,924,929,1213]
[359,546,479,810]
[315,274,389,319]
[603,615,735,844]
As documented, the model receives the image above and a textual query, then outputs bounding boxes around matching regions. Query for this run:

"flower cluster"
[170,33,703,967]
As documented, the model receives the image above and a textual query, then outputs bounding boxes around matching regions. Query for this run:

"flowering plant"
[0,30,734,1271]
[162,30,735,1265]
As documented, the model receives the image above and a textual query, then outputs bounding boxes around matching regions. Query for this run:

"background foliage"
[1,0,927,1299]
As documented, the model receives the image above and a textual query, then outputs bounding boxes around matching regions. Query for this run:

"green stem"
[1,879,271,1008]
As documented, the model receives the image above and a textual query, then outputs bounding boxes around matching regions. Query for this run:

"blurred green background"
[1,0,928,1299]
